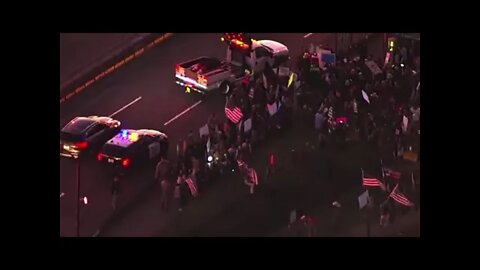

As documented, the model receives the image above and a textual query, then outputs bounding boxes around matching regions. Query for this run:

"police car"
[60,116,122,159]
[97,129,169,171]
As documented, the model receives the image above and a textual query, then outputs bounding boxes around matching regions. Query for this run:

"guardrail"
[60,33,173,105]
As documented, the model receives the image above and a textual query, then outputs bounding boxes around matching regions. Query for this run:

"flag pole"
[380,159,385,185]
[379,160,386,192]
[361,168,370,237]
[411,172,418,210]
[411,172,415,191]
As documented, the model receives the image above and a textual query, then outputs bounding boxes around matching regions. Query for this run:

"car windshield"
[101,144,127,158]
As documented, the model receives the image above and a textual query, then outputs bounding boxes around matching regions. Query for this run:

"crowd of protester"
[153,35,421,236]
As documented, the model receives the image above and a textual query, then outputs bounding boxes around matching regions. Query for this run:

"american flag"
[362,168,385,190]
[237,159,246,168]
[363,177,383,187]
[384,167,401,180]
[389,184,414,206]
[328,106,334,119]
[225,106,243,124]
[185,178,198,197]
[248,168,259,186]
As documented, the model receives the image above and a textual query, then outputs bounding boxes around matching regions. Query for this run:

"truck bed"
[175,56,245,92]
[179,57,222,73]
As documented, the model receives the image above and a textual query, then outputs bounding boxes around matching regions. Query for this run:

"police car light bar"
[118,129,139,143]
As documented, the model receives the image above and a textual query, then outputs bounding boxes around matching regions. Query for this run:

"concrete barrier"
[60,33,173,104]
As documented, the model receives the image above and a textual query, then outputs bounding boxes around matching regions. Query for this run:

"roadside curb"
[60,33,173,105]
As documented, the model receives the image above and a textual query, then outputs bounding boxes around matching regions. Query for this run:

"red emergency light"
[231,39,249,50]
[222,33,250,49]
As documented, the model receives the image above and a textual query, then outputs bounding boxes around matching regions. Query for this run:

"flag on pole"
[383,167,401,180]
[225,106,243,124]
[237,159,246,168]
[248,168,259,186]
[389,184,414,206]
[185,178,199,197]
[363,176,383,187]
[328,106,334,119]
[362,168,385,188]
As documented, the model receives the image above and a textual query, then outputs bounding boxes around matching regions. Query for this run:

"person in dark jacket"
[111,176,120,210]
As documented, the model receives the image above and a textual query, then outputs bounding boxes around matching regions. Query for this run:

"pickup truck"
[175,35,289,95]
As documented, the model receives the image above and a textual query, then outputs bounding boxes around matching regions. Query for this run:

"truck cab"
[225,35,289,74]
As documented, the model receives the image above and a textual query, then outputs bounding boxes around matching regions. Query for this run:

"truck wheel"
[219,81,232,96]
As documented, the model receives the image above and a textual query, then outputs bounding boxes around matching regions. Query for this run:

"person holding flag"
[238,160,258,195]
[362,168,386,209]
[383,167,401,181]
[185,174,199,198]
[361,168,385,191]
[389,184,414,207]
[379,198,390,227]
[225,96,244,125]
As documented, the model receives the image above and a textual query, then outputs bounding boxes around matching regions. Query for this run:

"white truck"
[175,33,289,95]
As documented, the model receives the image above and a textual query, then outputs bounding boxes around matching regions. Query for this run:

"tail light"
[97,153,103,161]
[122,158,130,167]
[198,74,208,85]
[75,141,88,150]
[176,64,185,77]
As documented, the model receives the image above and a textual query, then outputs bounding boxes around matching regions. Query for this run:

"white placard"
[358,190,369,210]
[267,102,278,116]
[362,90,370,104]
[365,60,383,75]
[402,115,409,133]
[199,124,209,137]
[244,118,252,133]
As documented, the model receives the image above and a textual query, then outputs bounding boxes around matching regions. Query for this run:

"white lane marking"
[108,96,142,117]
[164,100,203,126]
[60,192,65,198]
[303,33,313,39]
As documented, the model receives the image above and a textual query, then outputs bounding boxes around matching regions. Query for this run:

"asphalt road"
[59,33,344,236]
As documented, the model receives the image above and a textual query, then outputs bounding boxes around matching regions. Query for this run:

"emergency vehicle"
[175,33,289,95]
[60,116,122,159]
[97,129,169,172]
